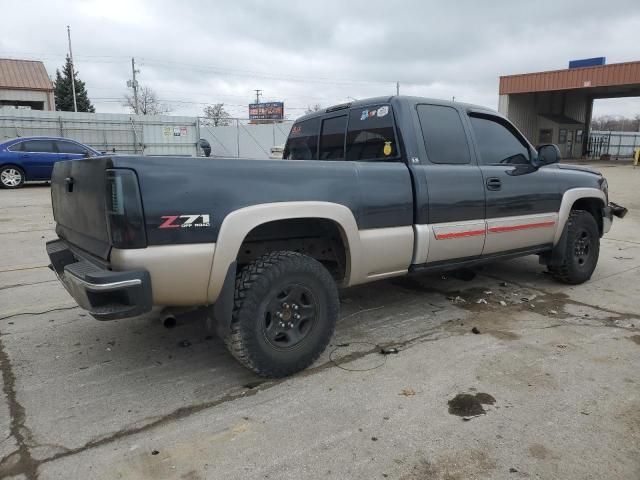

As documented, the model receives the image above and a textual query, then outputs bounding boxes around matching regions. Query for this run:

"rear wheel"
[0,165,25,189]
[225,251,339,378]
[549,210,600,284]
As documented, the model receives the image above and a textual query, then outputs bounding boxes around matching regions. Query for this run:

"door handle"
[486,177,502,191]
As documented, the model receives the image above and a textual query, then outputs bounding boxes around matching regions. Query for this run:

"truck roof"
[294,95,499,123]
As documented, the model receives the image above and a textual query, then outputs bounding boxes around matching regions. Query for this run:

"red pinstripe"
[488,220,555,234]
[434,219,555,240]
[434,229,486,240]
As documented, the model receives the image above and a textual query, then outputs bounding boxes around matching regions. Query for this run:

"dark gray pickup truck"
[47,96,626,377]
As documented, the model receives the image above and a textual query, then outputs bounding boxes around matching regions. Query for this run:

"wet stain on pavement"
[628,335,640,345]
[448,392,496,417]
[528,443,551,460]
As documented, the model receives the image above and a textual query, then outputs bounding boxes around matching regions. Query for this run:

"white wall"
[0,89,54,110]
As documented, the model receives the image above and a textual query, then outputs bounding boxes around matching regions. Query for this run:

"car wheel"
[225,251,339,378]
[0,165,25,189]
[549,210,600,284]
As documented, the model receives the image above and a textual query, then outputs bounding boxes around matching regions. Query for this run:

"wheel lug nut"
[293,304,299,311]
[294,314,300,320]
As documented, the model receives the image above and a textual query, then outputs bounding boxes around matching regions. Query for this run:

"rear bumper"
[602,202,628,234]
[46,239,152,320]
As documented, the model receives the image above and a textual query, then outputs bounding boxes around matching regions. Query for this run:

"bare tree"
[123,86,172,115]
[591,114,640,132]
[305,104,323,115]
[202,103,231,126]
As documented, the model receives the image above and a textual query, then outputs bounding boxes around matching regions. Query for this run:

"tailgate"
[51,157,114,259]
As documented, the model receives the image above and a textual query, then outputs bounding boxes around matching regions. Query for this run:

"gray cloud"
[2,0,639,118]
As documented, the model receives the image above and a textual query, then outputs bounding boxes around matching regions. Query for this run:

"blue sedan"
[0,136,100,189]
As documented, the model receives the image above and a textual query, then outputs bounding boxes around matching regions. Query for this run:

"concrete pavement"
[0,163,639,479]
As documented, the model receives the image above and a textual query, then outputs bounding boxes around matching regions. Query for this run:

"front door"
[467,113,561,256]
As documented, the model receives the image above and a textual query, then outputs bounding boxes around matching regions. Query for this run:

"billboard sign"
[249,102,284,120]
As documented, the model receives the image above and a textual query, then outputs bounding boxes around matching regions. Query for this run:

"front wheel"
[225,251,339,377]
[0,165,25,189]
[549,210,600,284]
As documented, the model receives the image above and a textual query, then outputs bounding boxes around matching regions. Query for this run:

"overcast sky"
[3,0,640,120]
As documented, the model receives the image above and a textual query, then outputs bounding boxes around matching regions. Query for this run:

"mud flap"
[540,229,568,267]
[210,261,237,339]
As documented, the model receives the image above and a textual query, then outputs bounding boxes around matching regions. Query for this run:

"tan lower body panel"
[352,226,414,284]
[413,213,559,264]
[425,220,486,263]
[484,213,558,255]
[110,243,216,305]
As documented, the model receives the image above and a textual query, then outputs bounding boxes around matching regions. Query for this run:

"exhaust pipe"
[159,309,178,329]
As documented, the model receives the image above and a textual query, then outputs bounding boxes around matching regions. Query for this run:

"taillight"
[105,169,147,248]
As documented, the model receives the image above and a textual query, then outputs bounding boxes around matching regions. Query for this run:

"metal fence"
[0,110,294,159]
[199,119,293,158]
[588,130,640,159]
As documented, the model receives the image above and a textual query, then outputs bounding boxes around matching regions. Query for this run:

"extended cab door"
[411,103,486,264]
[466,112,561,255]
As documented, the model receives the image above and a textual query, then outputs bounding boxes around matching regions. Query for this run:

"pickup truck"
[46,96,627,377]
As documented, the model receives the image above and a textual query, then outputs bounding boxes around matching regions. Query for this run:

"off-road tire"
[0,165,25,189]
[549,210,600,285]
[225,251,339,377]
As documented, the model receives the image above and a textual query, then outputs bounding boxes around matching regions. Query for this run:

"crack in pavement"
[0,271,637,477]
[0,306,79,322]
[0,280,58,292]
[0,334,38,480]
[0,266,49,274]
[3,323,455,475]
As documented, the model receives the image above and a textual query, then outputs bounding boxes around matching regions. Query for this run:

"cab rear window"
[284,117,320,160]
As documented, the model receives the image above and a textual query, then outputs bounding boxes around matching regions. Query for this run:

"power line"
[0,50,411,87]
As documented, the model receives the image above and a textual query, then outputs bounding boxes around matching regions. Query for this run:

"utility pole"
[127,58,140,114]
[396,81,400,96]
[66,26,78,112]
[254,89,262,104]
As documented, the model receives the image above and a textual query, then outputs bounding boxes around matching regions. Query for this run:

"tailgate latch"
[65,176,74,193]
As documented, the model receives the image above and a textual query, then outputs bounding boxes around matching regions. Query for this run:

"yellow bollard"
[635,147,640,167]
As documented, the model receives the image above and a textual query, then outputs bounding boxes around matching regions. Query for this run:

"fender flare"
[206,201,362,304]
[554,187,605,245]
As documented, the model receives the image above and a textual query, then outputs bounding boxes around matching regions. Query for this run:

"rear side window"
[7,142,25,152]
[417,104,471,164]
[284,117,319,160]
[319,115,347,160]
[346,105,398,161]
[469,116,530,165]
[21,140,57,153]
[56,140,87,154]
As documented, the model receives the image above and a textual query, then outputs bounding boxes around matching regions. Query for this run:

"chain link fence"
[588,130,640,159]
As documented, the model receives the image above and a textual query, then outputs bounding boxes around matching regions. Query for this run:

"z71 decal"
[159,214,211,229]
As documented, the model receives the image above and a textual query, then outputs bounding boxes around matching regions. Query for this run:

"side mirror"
[83,149,92,158]
[534,144,561,167]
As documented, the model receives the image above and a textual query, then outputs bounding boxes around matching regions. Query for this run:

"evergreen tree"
[54,55,95,112]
